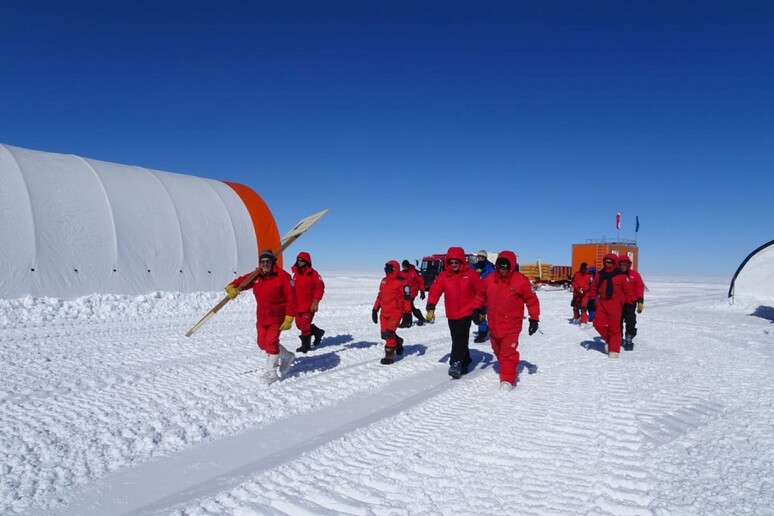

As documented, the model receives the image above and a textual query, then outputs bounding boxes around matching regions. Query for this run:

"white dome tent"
[0,143,280,299]
[728,239,774,301]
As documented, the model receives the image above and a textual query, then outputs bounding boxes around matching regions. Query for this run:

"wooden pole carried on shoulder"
[185,208,329,337]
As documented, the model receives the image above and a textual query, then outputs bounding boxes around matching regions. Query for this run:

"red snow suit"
[373,260,412,348]
[231,265,297,355]
[589,254,634,354]
[571,269,592,322]
[474,250,540,384]
[426,247,481,320]
[402,264,425,298]
[291,252,325,336]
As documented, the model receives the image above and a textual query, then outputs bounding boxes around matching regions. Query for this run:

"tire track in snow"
[62,364,461,515]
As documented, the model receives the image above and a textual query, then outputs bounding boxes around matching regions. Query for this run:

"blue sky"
[2,1,772,276]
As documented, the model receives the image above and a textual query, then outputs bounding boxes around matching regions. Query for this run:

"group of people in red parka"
[224,246,644,389]
[572,253,646,358]
[375,247,540,392]
[225,250,326,385]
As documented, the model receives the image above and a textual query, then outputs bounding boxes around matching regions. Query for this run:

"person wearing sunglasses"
[399,259,428,327]
[617,255,645,351]
[291,251,326,353]
[589,253,634,359]
[372,260,412,365]
[425,246,482,379]
[225,249,298,384]
[472,250,540,391]
[571,262,592,328]
[470,250,496,343]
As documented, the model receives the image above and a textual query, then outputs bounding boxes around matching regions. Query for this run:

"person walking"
[425,247,481,378]
[470,250,496,342]
[618,255,645,351]
[399,259,427,327]
[473,250,540,391]
[589,253,634,359]
[571,262,592,327]
[587,266,598,322]
[291,251,326,354]
[372,260,412,365]
[225,250,297,384]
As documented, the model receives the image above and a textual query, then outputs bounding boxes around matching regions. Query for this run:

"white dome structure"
[0,143,280,299]
[729,240,774,301]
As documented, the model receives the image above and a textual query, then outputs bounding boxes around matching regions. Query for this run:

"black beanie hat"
[402,260,410,268]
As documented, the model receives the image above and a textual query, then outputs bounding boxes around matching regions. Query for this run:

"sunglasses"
[497,263,510,269]
[603,260,614,264]
[448,260,462,265]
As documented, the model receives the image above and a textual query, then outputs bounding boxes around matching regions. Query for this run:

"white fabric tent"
[728,240,774,300]
[0,143,279,299]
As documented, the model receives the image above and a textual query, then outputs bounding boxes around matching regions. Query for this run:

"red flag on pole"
[616,212,621,230]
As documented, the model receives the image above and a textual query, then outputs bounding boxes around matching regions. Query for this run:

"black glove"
[587,300,596,312]
[372,309,379,324]
[401,312,413,328]
[419,291,426,300]
[472,308,485,324]
[528,319,539,336]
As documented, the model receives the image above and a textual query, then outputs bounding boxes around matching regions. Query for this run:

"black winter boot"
[311,324,325,346]
[380,347,396,365]
[296,335,312,353]
[623,334,634,351]
[395,336,404,356]
[473,330,488,343]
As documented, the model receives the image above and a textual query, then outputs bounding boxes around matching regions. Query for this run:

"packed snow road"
[1,274,772,514]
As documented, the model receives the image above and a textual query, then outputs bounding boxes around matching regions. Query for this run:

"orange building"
[572,240,639,272]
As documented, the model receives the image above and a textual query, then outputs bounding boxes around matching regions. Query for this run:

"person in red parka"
[225,250,298,384]
[400,259,427,327]
[617,255,645,351]
[372,260,412,365]
[571,262,592,327]
[291,251,326,354]
[425,246,481,379]
[473,250,540,391]
[589,253,634,358]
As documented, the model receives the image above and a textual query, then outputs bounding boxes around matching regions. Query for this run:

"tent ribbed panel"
[0,143,271,299]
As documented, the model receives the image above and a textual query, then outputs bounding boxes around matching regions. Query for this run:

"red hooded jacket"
[474,250,540,336]
[291,251,325,313]
[373,260,412,317]
[232,264,297,325]
[402,264,426,298]
[426,247,481,320]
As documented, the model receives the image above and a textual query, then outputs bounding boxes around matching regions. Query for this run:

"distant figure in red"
[225,250,297,384]
[425,246,481,379]
[589,253,634,359]
[571,262,592,327]
[291,251,326,354]
[617,255,645,351]
[473,250,540,391]
[400,259,427,327]
[372,260,412,365]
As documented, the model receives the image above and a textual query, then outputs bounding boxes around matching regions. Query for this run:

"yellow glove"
[426,310,435,323]
[636,301,644,314]
[225,284,239,299]
[310,300,319,313]
[280,315,294,331]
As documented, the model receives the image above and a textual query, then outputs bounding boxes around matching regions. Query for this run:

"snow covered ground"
[1,274,773,515]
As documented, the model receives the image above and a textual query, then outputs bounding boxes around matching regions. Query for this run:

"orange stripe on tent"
[223,182,283,269]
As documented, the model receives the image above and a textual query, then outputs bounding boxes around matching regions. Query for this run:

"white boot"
[608,352,619,359]
[260,354,280,385]
[580,322,589,329]
[278,345,295,377]
[604,343,609,353]
[499,381,513,392]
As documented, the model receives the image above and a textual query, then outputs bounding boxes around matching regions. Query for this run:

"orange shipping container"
[572,240,639,272]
